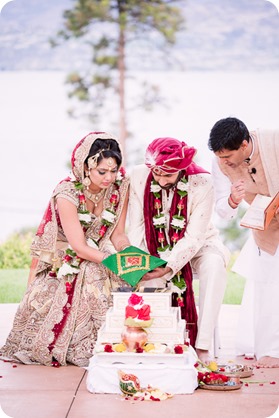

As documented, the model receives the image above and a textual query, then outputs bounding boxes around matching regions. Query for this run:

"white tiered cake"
[97,291,186,345]
[86,291,198,395]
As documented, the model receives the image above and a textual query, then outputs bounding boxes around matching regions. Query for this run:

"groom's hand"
[141,266,172,281]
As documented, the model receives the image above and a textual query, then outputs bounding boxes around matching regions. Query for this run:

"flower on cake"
[124,293,153,328]
[94,341,189,354]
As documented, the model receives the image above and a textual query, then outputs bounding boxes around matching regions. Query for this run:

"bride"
[0,132,131,367]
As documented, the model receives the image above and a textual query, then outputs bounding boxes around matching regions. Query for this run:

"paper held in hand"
[240,192,279,230]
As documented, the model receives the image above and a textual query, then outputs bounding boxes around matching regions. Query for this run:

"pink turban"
[145,137,197,174]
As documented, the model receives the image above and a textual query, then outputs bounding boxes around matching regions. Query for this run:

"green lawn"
[193,271,245,305]
[0,269,28,303]
[0,269,245,304]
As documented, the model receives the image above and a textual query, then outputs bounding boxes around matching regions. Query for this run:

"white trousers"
[233,237,279,359]
[191,251,227,351]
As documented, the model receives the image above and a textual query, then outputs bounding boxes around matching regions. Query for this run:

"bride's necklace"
[84,188,106,207]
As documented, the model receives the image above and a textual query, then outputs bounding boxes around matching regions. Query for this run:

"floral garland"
[50,167,126,292]
[151,175,189,306]
[48,168,126,364]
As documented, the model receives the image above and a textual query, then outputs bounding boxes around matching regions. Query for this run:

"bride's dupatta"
[28,132,118,285]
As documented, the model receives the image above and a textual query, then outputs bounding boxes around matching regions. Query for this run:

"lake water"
[0,70,278,241]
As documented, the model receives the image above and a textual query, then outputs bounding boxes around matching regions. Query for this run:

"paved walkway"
[0,304,279,418]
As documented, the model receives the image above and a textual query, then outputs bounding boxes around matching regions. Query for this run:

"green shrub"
[0,231,33,269]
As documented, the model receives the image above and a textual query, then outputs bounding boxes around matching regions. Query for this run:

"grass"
[0,269,245,305]
[0,269,28,303]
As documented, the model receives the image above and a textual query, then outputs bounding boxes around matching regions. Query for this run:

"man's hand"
[141,266,172,281]
[230,179,245,205]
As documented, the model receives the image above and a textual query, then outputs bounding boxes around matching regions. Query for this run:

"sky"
[0,0,279,71]
[0,1,278,241]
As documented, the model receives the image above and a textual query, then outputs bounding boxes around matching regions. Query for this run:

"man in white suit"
[208,116,279,368]
[128,137,230,362]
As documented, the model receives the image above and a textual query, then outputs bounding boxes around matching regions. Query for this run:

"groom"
[128,137,230,362]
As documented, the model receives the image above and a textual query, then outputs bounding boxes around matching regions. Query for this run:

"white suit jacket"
[128,165,229,278]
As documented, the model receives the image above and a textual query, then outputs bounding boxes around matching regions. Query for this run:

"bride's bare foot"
[254,356,279,368]
[196,348,211,364]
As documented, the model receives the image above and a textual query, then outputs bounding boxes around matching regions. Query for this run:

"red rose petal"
[270,381,276,385]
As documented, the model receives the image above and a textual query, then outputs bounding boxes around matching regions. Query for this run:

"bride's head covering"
[71,132,121,182]
[30,132,122,254]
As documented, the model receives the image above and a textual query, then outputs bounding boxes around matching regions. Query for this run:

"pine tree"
[51,0,185,161]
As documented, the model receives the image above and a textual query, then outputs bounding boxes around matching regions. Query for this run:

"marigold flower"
[144,343,155,352]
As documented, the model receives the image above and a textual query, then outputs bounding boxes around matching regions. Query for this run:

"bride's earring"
[82,171,91,188]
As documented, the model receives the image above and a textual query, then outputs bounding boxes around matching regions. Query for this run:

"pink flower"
[158,231,165,243]
[99,225,107,237]
[104,344,114,353]
[174,345,183,354]
[171,232,179,243]
[177,199,184,210]
[65,282,72,294]
[137,305,151,321]
[177,296,184,307]
[150,396,161,401]
[64,255,73,263]
[119,167,126,177]
[128,293,143,307]
[154,199,162,209]
[79,194,86,203]
[110,194,118,205]
[52,360,60,368]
